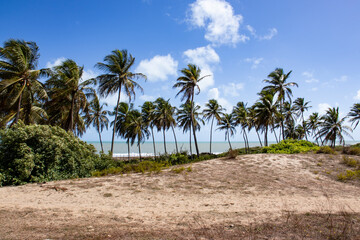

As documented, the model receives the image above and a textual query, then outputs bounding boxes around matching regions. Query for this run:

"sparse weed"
[317,146,336,155]
[342,156,359,168]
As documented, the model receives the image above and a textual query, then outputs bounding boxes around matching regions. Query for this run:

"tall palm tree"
[177,101,204,155]
[141,101,157,159]
[293,97,311,140]
[154,98,178,155]
[248,106,263,147]
[45,59,95,136]
[95,49,146,154]
[127,109,150,160]
[173,64,209,157]
[0,39,48,125]
[318,107,352,147]
[202,99,224,153]
[84,91,110,152]
[217,113,236,150]
[233,102,250,153]
[263,68,298,140]
[348,103,360,130]
[308,112,323,145]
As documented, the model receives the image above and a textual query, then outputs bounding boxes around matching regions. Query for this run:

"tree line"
[1,39,360,159]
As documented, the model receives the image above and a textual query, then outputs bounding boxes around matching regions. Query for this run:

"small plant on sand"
[317,146,336,155]
[171,167,185,174]
[227,149,239,158]
[341,156,359,168]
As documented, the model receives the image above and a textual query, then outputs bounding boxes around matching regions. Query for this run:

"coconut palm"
[173,64,209,157]
[263,68,298,140]
[95,49,146,154]
[308,112,323,145]
[45,59,95,136]
[202,99,224,153]
[248,106,263,147]
[127,109,150,160]
[177,101,204,155]
[217,113,236,150]
[348,103,360,130]
[232,102,250,153]
[84,91,110,152]
[141,101,157,159]
[318,107,352,147]
[0,39,48,125]
[154,97,178,155]
[293,97,311,140]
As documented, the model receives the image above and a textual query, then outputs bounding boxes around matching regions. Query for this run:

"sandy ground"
[1,153,360,239]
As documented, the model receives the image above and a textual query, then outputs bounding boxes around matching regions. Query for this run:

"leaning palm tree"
[318,107,352,147]
[45,59,95,136]
[232,102,250,153]
[141,101,157,159]
[348,103,360,130]
[127,109,150,160]
[0,39,48,125]
[293,97,311,140]
[308,112,323,145]
[84,91,110,152]
[263,68,298,140]
[248,106,263,147]
[95,49,146,154]
[177,101,204,156]
[202,99,224,153]
[217,113,236,150]
[173,64,209,157]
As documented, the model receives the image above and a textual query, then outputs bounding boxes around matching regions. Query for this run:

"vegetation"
[262,139,320,154]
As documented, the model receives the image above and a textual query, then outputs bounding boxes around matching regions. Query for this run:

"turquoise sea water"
[87,140,360,157]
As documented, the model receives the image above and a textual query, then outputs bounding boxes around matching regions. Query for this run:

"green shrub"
[343,146,360,156]
[227,149,239,158]
[0,124,109,186]
[317,146,336,154]
[262,139,319,154]
[342,156,359,168]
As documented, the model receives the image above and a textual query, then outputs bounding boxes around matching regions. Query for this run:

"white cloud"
[140,94,156,102]
[220,82,244,97]
[207,87,233,112]
[183,45,220,90]
[310,87,318,91]
[81,69,97,81]
[102,93,129,107]
[135,54,178,82]
[318,103,332,115]
[335,75,348,82]
[302,71,319,83]
[46,57,66,68]
[244,57,263,69]
[188,0,248,46]
[354,89,360,100]
[246,25,278,40]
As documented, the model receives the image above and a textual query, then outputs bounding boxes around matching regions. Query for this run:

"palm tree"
[173,64,209,157]
[293,97,311,140]
[127,109,150,160]
[141,101,157,159]
[318,107,352,147]
[177,101,204,155]
[95,49,146,154]
[248,106,263,147]
[202,99,224,153]
[233,102,250,153]
[348,103,360,130]
[0,39,48,125]
[263,68,298,140]
[217,113,236,150]
[84,91,110,152]
[308,112,323,145]
[45,59,95,136]
[154,98,178,155]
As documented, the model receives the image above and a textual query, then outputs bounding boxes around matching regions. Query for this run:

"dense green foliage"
[262,139,319,154]
[0,124,110,186]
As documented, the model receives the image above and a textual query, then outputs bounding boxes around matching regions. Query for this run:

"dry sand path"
[1,153,360,239]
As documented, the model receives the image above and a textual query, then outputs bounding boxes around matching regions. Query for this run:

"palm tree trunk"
[210,116,214,153]
[302,112,308,141]
[265,125,269,146]
[244,130,250,153]
[227,131,232,150]
[127,140,130,161]
[65,93,76,132]
[242,132,247,153]
[191,92,200,157]
[13,81,26,125]
[171,125,179,154]
[97,125,104,152]
[163,125,167,154]
[151,127,156,159]
[111,86,122,154]
[256,129,263,147]
[317,129,323,146]
[281,99,285,140]
[138,137,142,161]
[189,126,193,157]
[272,125,279,143]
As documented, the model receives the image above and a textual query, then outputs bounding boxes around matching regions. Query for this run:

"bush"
[262,139,320,154]
[343,146,360,156]
[227,149,239,158]
[342,156,359,168]
[317,146,336,154]
[0,124,109,186]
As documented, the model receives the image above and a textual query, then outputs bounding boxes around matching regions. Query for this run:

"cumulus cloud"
[335,75,348,82]
[102,93,129,107]
[244,57,263,69]
[136,54,178,82]
[188,0,248,46]
[302,71,319,83]
[207,87,233,112]
[220,82,244,97]
[140,94,156,102]
[81,69,97,81]
[246,25,278,40]
[354,89,360,100]
[46,57,66,68]
[318,103,332,115]
[183,45,220,90]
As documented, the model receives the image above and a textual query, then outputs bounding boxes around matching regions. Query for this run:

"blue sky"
[1,0,360,142]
